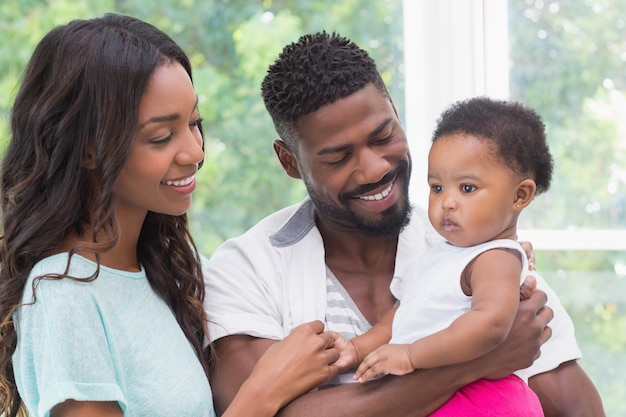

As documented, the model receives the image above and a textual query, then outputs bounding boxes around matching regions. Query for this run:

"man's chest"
[328,268,396,325]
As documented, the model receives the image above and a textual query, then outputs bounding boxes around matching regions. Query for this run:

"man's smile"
[358,182,394,201]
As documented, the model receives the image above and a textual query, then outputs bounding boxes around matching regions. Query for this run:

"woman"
[0,13,339,417]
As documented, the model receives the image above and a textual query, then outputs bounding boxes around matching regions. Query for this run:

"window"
[403,1,625,414]
[1,1,623,413]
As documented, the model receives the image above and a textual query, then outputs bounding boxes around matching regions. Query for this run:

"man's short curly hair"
[432,96,553,195]
[261,31,389,152]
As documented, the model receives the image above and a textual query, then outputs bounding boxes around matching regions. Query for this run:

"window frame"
[402,0,626,250]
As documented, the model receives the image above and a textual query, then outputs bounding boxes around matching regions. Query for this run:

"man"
[205,32,604,416]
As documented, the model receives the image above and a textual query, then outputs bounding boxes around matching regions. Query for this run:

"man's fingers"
[519,275,537,300]
[519,241,536,270]
[526,289,548,311]
[534,325,553,360]
[537,300,553,321]
[540,325,552,345]
[520,284,532,300]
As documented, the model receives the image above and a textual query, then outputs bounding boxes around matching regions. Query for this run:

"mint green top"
[13,253,215,417]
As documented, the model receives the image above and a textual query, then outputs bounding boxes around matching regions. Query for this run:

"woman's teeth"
[162,176,194,187]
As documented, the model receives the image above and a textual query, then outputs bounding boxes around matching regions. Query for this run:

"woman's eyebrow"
[138,95,199,129]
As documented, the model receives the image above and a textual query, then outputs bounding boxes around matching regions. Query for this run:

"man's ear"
[273,140,302,179]
[514,179,537,210]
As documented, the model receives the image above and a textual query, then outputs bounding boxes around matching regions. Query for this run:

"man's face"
[291,83,412,237]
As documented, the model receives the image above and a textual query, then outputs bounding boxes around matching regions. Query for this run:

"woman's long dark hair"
[0,14,209,417]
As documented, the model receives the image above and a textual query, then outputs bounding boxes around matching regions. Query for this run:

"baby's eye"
[461,184,476,193]
[431,184,443,193]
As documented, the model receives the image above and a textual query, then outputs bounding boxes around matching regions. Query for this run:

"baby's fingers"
[354,354,383,383]
[355,366,383,383]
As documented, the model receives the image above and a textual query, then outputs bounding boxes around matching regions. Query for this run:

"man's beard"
[303,161,412,237]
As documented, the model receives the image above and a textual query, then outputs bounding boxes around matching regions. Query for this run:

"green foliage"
[544,270,626,415]
[0,0,404,255]
[508,19,626,404]
[1,1,624,412]
[592,303,626,351]
[508,0,626,231]
[0,0,115,149]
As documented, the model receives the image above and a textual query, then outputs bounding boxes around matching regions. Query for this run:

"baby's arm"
[356,248,522,381]
[332,306,397,372]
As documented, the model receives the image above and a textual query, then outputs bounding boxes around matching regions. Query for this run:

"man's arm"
[529,360,605,417]
[523,270,606,416]
[211,334,475,417]
[210,290,552,417]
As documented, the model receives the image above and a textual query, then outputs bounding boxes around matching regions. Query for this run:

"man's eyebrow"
[368,118,393,139]
[138,95,199,129]
[317,143,351,156]
[316,118,394,156]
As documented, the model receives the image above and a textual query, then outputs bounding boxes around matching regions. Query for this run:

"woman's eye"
[190,117,204,129]
[150,134,172,145]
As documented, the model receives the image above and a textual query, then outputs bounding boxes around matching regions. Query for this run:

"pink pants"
[429,374,544,416]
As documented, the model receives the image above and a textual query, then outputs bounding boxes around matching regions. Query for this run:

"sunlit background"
[0,1,624,414]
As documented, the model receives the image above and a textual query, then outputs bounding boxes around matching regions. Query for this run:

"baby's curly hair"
[432,96,553,194]
[261,31,389,152]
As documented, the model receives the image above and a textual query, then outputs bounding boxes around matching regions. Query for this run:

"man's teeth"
[162,176,194,187]
[359,183,393,201]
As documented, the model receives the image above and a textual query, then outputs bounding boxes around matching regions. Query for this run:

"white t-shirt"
[204,198,581,381]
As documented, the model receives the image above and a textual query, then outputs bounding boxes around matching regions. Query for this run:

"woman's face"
[114,61,204,220]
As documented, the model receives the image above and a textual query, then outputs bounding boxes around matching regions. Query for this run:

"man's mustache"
[340,161,409,202]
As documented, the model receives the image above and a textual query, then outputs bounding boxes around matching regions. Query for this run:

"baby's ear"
[514,179,537,209]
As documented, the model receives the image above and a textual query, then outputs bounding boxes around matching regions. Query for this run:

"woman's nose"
[177,129,204,167]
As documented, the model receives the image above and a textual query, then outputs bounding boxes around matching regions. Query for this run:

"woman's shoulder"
[24,253,106,303]
[28,253,99,282]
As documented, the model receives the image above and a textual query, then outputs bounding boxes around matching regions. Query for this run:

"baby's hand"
[329,334,359,372]
[354,343,414,382]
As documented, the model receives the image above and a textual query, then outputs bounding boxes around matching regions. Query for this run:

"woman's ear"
[514,179,537,210]
[81,147,97,169]
[273,140,302,179]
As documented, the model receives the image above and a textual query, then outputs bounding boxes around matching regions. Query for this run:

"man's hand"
[519,241,536,270]
[520,274,537,300]
[480,289,553,380]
